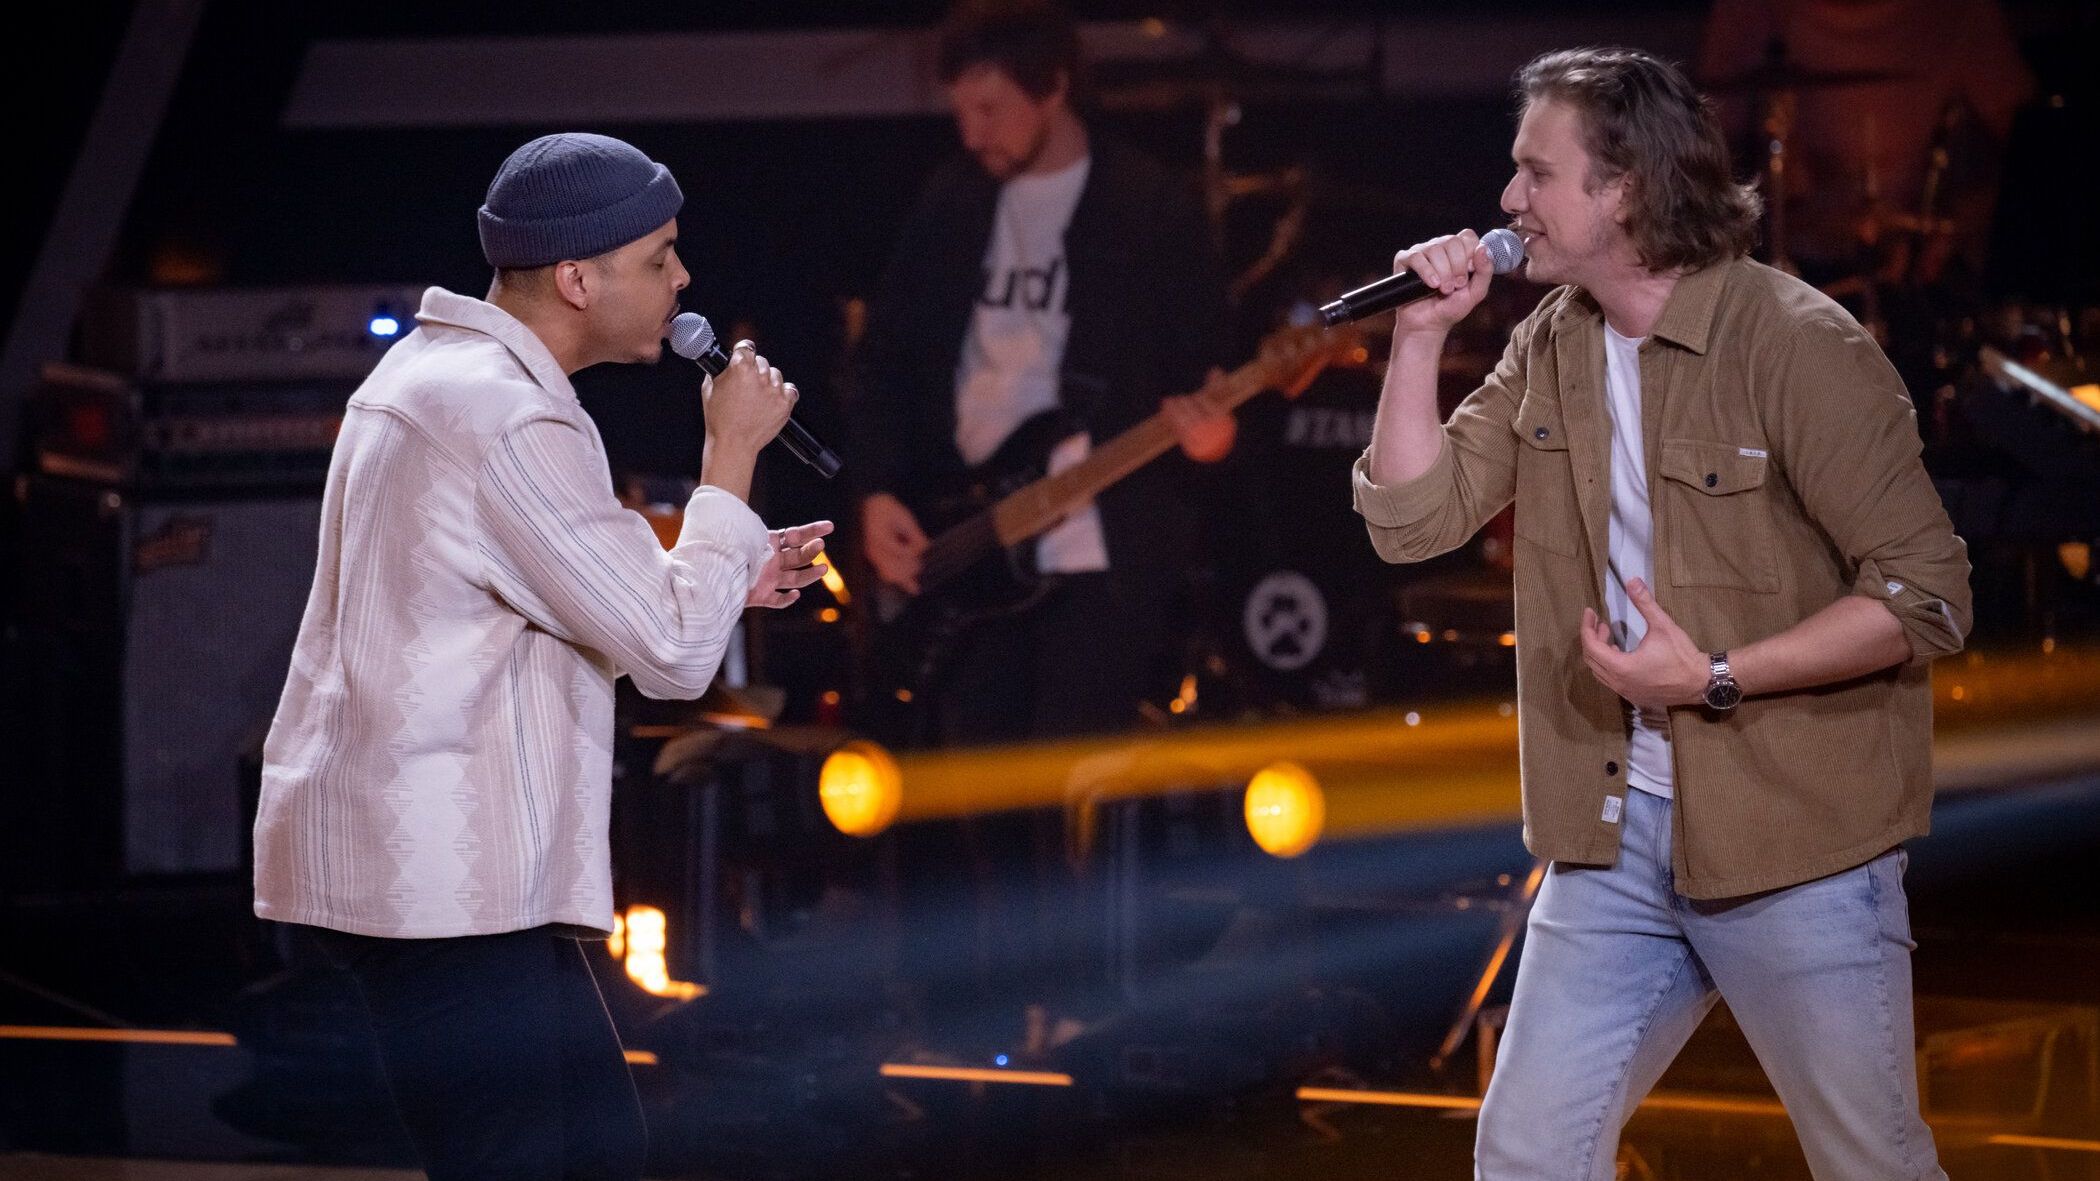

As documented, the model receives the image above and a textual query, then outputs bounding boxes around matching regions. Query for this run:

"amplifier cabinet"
[10,476,321,879]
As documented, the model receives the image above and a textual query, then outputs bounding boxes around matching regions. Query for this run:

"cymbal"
[1702,61,1908,94]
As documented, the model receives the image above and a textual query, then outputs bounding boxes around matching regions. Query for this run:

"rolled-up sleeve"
[1352,435,1460,533]
[1851,556,1967,662]
[1351,312,1533,564]
[1771,316,1972,663]
[476,416,772,700]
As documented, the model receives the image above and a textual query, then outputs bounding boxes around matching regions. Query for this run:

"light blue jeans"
[1476,787,1945,1181]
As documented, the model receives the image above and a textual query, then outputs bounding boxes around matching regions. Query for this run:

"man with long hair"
[1353,49,1968,1178]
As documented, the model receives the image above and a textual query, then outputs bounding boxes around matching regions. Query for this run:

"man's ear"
[552,259,593,310]
[1610,174,1636,226]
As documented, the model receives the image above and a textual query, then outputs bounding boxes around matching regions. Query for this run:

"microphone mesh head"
[1482,228,1526,275]
[667,312,715,360]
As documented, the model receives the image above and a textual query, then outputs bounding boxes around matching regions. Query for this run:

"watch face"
[1706,679,1744,711]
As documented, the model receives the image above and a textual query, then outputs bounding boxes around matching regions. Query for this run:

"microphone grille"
[1482,228,1526,275]
[667,312,715,360]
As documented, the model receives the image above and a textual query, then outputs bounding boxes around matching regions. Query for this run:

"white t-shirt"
[1603,323,1675,798]
[953,155,1108,574]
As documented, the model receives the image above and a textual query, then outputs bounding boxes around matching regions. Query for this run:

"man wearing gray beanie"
[253,131,833,1180]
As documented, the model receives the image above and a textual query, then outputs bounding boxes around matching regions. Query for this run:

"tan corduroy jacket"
[1353,256,1971,898]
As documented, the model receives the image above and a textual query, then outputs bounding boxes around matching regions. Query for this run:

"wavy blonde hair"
[1517,48,1762,271]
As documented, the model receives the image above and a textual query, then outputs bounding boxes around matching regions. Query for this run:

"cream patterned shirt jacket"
[254,287,770,938]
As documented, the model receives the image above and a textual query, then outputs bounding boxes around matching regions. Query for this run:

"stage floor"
[5,651,2097,1180]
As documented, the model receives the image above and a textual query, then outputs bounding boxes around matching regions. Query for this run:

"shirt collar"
[415,286,577,401]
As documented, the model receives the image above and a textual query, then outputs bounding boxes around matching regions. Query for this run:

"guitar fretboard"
[915,324,1343,590]
[989,359,1279,546]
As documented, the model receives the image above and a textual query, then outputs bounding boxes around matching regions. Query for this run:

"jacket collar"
[415,286,577,401]
[1647,257,1734,355]
[1546,255,1736,355]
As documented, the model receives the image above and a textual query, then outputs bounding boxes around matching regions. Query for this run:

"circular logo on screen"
[1243,571,1328,672]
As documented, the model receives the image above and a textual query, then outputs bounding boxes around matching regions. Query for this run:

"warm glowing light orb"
[820,740,903,837]
[1244,761,1324,858]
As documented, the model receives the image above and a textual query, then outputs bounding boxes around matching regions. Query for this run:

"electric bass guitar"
[864,321,1361,724]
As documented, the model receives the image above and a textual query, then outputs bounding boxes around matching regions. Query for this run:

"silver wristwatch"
[1702,651,1743,712]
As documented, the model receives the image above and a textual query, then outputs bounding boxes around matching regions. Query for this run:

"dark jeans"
[933,570,1170,744]
[312,924,646,1181]
[911,572,1172,1020]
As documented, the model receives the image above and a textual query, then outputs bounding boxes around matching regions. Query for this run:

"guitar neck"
[988,361,1273,547]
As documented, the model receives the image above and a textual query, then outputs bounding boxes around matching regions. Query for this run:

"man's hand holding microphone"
[699,339,796,502]
[695,339,836,610]
[1356,228,1523,488]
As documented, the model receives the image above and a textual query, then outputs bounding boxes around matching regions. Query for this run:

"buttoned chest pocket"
[1658,439,1779,593]
[1510,395,1583,559]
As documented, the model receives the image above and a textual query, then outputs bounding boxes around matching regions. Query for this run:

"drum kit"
[1703,51,1976,309]
[1703,52,2094,450]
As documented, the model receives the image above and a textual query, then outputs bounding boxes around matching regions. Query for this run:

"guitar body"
[912,407,1086,618]
[861,409,1083,740]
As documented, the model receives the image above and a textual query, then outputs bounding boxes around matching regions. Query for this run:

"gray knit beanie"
[478,133,684,268]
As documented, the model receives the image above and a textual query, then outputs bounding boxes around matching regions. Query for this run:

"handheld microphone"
[668,312,841,480]
[1317,228,1526,327]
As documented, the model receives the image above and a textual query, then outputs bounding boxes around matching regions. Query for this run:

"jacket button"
[1534,426,1551,440]
[1704,472,1718,487]
[1605,761,1620,776]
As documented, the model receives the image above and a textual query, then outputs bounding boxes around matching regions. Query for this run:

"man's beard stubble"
[979,118,1054,181]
